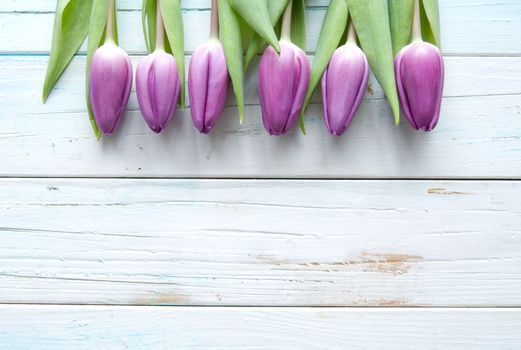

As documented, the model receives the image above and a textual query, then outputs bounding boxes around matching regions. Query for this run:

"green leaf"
[244,0,289,70]
[229,0,280,52]
[300,0,348,133]
[142,0,157,52]
[160,0,186,108]
[347,0,400,124]
[219,0,245,122]
[239,16,254,49]
[388,0,414,56]
[291,0,306,50]
[421,0,441,48]
[86,0,112,139]
[42,0,93,102]
[389,0,441,55]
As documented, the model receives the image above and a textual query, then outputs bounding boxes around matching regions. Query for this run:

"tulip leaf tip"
[299,115,307,135]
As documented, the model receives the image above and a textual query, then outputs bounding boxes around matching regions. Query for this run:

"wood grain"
[1,0,521,54]
[0,179,519,306]
[0,306,520,349]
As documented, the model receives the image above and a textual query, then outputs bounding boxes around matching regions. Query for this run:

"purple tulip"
[322,43,369,136]
[395,44,444,132]
[136,51,181,133]
[89,43,133,135]
[189,41,229,134]
[258,41,310,136]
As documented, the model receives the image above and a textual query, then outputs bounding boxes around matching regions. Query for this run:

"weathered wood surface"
[1,179,519,306]
[1,306,520,350]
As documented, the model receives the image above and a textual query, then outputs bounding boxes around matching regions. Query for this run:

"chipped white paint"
[0,0,520,348]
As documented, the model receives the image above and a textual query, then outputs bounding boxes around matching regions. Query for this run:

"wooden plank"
[1,55,521,178]
[1,0,520,54]
[0,0,334,12]
[0,179,519,306]
[0,306,520,349]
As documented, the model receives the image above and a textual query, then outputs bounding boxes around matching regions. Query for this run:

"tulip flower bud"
[395,42,444,131]
[258,1,310,136]
[189,41,229,134]
[258,41,310,136]
[394,0,444,131]
[89,42,133,135]
[136,4,181,133]
[136,51,181,133]
[322,24,369,136]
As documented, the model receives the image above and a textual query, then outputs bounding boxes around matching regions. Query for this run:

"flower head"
[189,40,229,134]
[89,43,133,135]
[258,41,310,135]
[395,42,444,131]
[136,51,181,133]
[322,43,369,136]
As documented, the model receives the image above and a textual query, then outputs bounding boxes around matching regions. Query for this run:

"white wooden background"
[0,0,520,348]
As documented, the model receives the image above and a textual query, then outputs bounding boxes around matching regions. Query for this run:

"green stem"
[210,0,219,40]
[346,20,357,45]
[155,0,165,51]
[411,0,422,42]
[280,0,293,41]
[105,0,116,44]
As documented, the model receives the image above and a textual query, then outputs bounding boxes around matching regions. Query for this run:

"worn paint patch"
[374,298,415,306]
[256,253,424,275]
[138,292,191,305]
[428,188,472,196]
[367,84,374,95]
[359,253,424,275]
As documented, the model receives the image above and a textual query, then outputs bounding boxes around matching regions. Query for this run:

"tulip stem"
[281,0,293,41]
[411,0,422,42]
[346,21,357,45]
[105,0,116,44]
[210,0,219,40]
[155,0,165,51]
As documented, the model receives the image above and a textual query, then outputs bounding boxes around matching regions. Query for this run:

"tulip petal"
[322,44,369,136]
[259,46,294,135]
[395,42,444,131]
[202,44,229,133]
[259,42,310,136]
[394,48,418,130]
[137,52,180,133]
[287,47,310,133]
[89,44,133,135]
[189,45,211,132]
[86,0,113,138]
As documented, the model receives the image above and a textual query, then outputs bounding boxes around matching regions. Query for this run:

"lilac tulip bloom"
[89,43,133,135]
[258,41,310,136]
[322,43,369,136]
[395,42,444,131]
[189,41,229,134]
[136,51,181,133]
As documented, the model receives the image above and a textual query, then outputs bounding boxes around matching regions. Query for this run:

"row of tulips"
[44,0,444,138]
